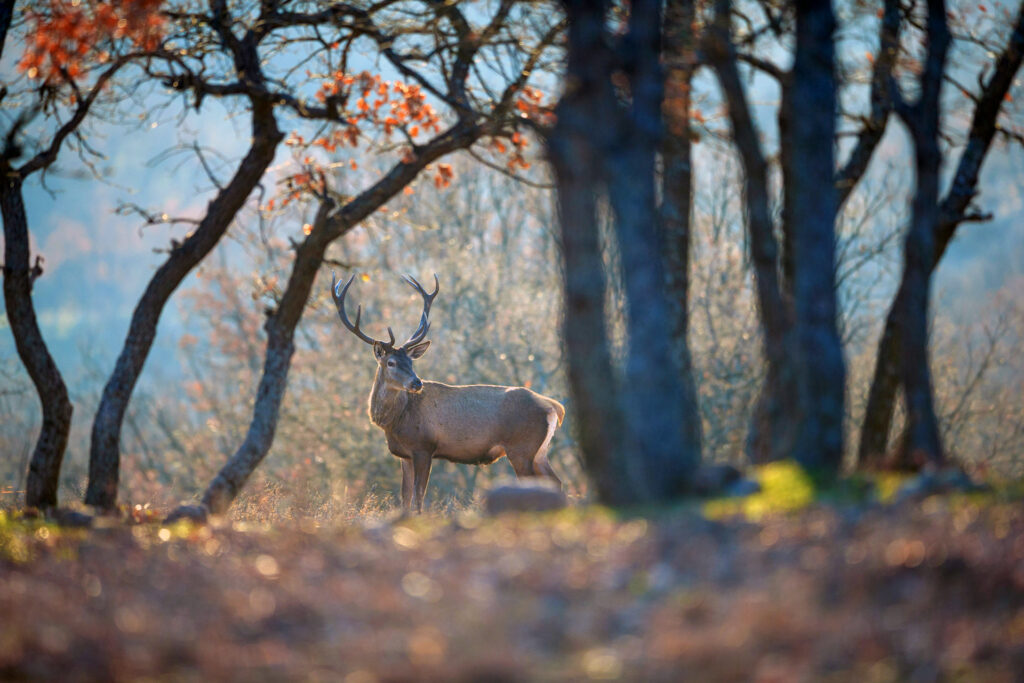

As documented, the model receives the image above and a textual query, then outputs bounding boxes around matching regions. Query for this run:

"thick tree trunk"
[606,0,696,497]
[660,0,702,465]
[548,0,633,504]
[788,0,845,475]
[85,104,283,509]
[201,122,484,514]
[1,171,73,509]
[857,2,1024,469]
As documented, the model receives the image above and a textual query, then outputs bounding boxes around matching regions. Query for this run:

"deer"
[330,272,565,513]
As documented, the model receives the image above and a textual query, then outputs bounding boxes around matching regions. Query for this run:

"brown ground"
[1,496,1023,682]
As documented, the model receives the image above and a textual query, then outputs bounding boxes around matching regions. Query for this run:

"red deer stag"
[331,273,565,513]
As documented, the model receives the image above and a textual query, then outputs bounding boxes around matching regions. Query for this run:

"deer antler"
[400,273,439,349]
[331,272,396,348]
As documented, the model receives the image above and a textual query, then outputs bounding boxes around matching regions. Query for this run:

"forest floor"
[2,474,1024,682]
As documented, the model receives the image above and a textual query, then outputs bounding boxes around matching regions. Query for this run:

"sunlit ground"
[2,474,1023,682]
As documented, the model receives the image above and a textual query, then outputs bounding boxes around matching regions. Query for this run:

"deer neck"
[369,367,409,429]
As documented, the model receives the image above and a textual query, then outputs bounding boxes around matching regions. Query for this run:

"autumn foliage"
[17,0,165,81]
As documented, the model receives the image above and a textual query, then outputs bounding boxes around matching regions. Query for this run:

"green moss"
[703,460,816,520]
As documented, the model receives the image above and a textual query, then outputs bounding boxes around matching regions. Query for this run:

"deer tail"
[549,399,565,426]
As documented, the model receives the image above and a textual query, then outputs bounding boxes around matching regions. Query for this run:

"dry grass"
[2,487,1024,682]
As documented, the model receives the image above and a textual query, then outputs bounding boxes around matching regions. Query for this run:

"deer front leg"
[411,451,433,514]
[400,459,414,511]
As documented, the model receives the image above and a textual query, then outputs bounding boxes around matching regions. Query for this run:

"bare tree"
[786,0,844,475]
[1,1,147,508]
[549,0,700,505]
[661,0,703,468]
[857,1,1024,470]
[85,1,285,508]
[703,0,902,473]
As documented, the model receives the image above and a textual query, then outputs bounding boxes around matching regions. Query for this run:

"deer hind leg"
[531,411,562,487]
[506,413,561,487]
[506,447,536,479]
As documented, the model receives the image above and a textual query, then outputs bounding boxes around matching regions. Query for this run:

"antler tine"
[330,272,392,347]
[401,273,439,348]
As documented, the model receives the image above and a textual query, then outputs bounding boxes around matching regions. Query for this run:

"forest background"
[1,0,1022,517]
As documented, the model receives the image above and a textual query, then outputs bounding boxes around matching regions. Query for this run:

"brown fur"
[368,352,565,512]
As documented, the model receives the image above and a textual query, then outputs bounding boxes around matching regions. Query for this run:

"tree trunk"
[704,2,796,464]
[1,171,73,509]
[548,0,633,504]
[660,0,703,470]
[857,1,1024,469]
[85,104,283,509]
[787,0,845,475]
[606,0,696,497]
[201,122,484,514]
[894,0,949,468]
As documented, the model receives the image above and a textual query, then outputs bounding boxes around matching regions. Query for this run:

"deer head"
[331,272,439,394]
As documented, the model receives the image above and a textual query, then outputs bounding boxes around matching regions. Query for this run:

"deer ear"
[373,342,388,360]
[407,340,430,359]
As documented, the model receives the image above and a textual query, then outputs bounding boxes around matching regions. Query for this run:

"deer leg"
[411,451,433,513]
[533,453,562,488]
[506,448,536,479]
[400,459,414,511]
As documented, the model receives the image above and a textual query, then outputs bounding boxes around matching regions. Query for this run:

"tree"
[549,0,700,505]
[857,0,1024,470]
[786,0,844,475]
[701,0,911,474]
[661,0,703,472]
[1,0,161,508]
[84,0,285,508]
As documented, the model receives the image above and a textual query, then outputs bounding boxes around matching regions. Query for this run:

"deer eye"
[387,359,396,367]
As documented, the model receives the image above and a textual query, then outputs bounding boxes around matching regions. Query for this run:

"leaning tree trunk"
[660,0,703,468]
[1,171,73,509]
[605,0,697,497]
[85,102,283,509]
[201,122,484,514]
[787,0,845,476]
[857,0,1024,469]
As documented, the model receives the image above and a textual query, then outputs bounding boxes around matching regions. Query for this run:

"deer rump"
[381,382,565,466]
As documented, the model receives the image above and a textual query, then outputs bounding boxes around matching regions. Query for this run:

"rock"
[692,463,743,496]
[723,478,761,498]
[164,504,209,525]
[484,478,567,515]
[49,508,94,528]
[893,467,989,503]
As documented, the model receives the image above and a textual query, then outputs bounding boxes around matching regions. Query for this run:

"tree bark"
[85,103,283,509]
[894,0,949,468]
[660,0,702,465]
[787,0,844,475]
[857,0,1023,469]
[603,0,696,497]
[704,1,796,464]
[547,0,640,503]
[1,171,73,509]
[201,122,485,514]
